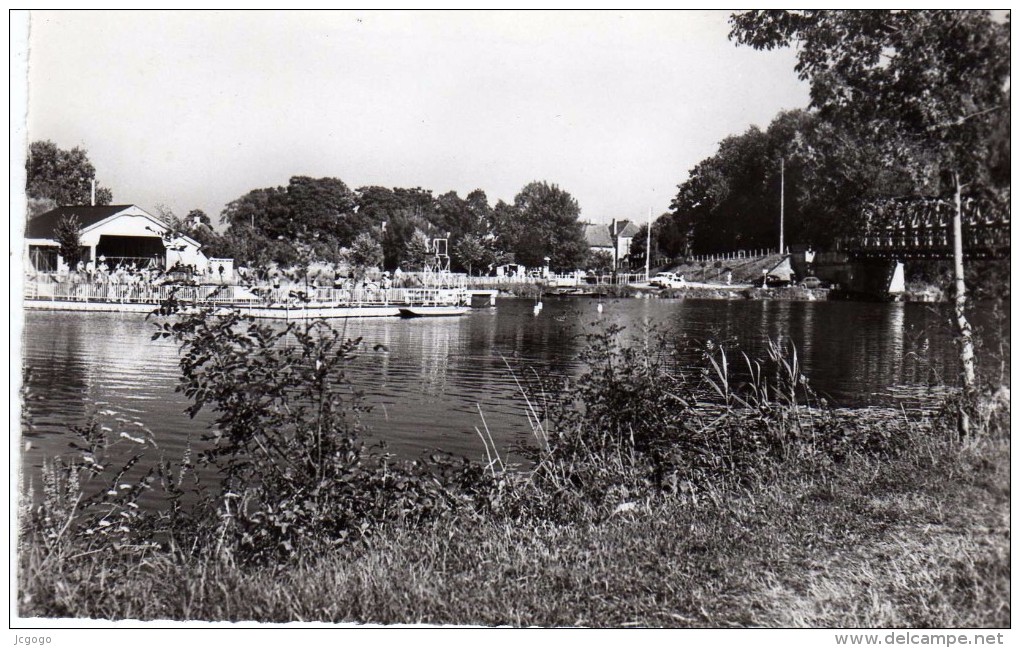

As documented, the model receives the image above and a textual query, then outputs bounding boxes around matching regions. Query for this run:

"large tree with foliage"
[670,109,919,255]
[345,232,384,286]
[504,181,589,271]
[186,209,212,227]
[355,186,438,270]
[730,9,1009,430]
[402,229,434,271]
[220,177,361,266]
[452,233,490,275]
[432,189,498,272]
[26,140,113,210]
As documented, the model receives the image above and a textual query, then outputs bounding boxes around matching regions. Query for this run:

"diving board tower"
[423,237,461,288]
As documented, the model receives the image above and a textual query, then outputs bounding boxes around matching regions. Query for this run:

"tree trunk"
[952,172,976,437]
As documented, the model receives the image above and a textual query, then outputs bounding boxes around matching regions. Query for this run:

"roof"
[584,221,643,248]
[616,220,641,238]
[584,223,613,248]
[25,205,139,239]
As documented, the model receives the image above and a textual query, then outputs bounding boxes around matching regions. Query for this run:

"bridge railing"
[842,222,1009,257]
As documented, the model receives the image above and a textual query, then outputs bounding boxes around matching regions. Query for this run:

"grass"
[18,425,1009,626]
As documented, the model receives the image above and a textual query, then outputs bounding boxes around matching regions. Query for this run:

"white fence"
[685,249,777,265]
[466,271,649,288]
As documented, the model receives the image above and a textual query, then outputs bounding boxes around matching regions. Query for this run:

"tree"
[221,186,290,236]
[356,186,440,270]
[509,181,589,271]
[345,232,383,284]
[730,9,1009,432]
[286,176,360,244]
[26,141,113,206]
[220,177,362,267]
[587,249,615,273]
[186,209,212,227]
[490,200,523,265]
[154,203,185,232]
[403,229,433,271]
[453,234,487,276]
[54,214,83,269]
[669,109,919,255]
[27,197,58,219]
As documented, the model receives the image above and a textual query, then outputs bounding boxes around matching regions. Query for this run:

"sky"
[21,10,811,228]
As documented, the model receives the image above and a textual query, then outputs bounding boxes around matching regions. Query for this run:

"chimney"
[91,179,96,206]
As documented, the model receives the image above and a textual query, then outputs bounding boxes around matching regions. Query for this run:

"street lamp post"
[779,156,785,255]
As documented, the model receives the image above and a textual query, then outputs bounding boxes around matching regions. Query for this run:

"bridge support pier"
[814,253,906,299]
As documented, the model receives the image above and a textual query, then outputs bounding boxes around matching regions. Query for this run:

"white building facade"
[25,204,209,273]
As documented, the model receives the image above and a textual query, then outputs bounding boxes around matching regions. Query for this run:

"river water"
[19,297,1009,482]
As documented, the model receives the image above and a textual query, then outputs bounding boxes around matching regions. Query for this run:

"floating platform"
[23,300,157,314]
[398,306,470,318]
[232,304,403,319]
[23,299,471,320]
[466,289,498,307]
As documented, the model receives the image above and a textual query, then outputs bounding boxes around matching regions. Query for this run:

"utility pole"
[779,156,785,255]
[645,206,652,281]
[952,172,975,437]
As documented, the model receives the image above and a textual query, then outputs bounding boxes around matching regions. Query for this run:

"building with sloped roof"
[583,222,614,252]
[24,204,209,273]
[584,219,643,268]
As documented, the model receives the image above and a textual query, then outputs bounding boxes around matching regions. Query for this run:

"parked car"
[800,276,823,289]
[650,272,679,288]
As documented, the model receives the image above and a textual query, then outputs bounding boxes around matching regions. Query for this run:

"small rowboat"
[398,306,470,318]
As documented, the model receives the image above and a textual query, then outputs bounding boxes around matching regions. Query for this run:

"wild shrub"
[151,302,483,562]
[511,327,933,519]
[512,324,701,518]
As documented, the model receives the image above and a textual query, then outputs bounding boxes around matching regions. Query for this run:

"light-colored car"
[650,272,679,288]
[800,276,823,289]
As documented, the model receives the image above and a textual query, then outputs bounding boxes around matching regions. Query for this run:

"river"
[18,297,1009,483]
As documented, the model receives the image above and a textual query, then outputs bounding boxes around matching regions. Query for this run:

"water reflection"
[21,298,1006,478]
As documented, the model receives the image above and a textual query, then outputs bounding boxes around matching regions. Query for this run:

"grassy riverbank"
[19,428,1008,626]
[17,312,1010,626]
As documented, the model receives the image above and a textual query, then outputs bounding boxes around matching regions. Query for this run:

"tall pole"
[951,171,975,436]
[645,206,652,281]
[779,156,785,255]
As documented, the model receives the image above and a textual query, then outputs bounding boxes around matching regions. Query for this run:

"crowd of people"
[26,256,466,306]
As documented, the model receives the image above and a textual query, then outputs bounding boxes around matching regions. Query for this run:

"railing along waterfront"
[24,279,466,308]
[684,248,777,265]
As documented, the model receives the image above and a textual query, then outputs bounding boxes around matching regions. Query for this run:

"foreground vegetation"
[18,308,1010,626]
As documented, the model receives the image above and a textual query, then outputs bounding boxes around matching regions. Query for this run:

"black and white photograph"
[10,9,1011,638]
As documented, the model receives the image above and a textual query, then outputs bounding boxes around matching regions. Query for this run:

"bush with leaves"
[511,325,924,520]
[512,324,700,518]
[151,300,486,563]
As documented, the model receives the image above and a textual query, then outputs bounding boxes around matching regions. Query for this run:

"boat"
[398,305,470,318]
